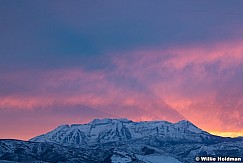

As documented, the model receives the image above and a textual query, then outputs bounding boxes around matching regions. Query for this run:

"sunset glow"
[1,1,243,140]
[209,131,243,138]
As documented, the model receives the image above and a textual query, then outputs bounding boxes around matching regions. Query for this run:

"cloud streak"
[1,1,243,139]
[111,40,243,135]
[1,40,243,139]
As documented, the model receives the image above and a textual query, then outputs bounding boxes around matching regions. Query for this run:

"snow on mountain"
[135,154,182,163]
[111,152,182,163]
[30,118,209,146]
[109,148,182,163]
[0,139,110,162]
[1,118,243,163]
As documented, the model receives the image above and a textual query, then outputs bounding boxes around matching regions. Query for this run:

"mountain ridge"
[1,118,243,163]
[29,118,209,146]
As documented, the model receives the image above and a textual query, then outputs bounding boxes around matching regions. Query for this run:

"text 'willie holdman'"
[195,156,242,162]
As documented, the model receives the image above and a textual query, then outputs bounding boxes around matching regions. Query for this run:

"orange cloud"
[111,40,243,136]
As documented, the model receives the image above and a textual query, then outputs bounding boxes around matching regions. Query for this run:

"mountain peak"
[174,120,202,133]
[30,118,211,146]
[88,118,132,124]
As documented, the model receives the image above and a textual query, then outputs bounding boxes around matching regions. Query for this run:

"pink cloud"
[111,40,243,135]
[1,40,243,139]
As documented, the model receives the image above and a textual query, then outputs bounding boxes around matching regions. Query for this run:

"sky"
[1,0,243,140]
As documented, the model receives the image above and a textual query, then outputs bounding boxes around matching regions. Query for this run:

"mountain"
[1,118,243,163]
[29,118,213,146]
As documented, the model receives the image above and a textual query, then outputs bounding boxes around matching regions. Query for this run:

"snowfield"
[0,118,242,163]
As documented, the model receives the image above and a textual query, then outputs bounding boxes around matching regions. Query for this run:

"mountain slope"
[30,118,213,146]
[1,118,243,163]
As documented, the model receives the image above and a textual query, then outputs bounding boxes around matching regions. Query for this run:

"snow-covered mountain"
[30,118,212,146]
[1,118,243,163]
